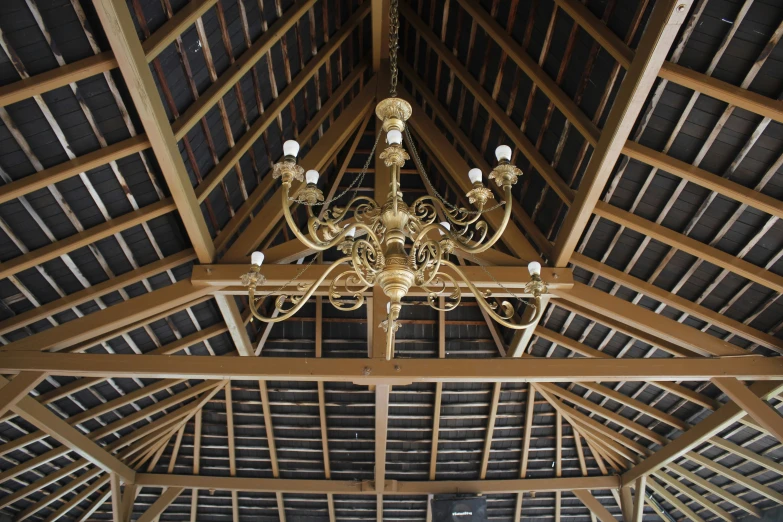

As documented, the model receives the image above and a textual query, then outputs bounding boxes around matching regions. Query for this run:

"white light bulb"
[387,129,402,145]
[495,145,512,162]
[251,251,265,266]
[345,227,356,238]
[528,261,541,277]
[305,170,319,185]
[283,140,300,158]
[439,222,451,236]
[468,168,483,184]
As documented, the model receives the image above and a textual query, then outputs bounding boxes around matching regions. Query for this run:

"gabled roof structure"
[0,0,781,521]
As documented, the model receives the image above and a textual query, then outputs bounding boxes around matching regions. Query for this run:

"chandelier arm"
[248,257,353,323]
[440,259,544,330]
[307,196,381,239]
[281,184,383,252]
[421,272,462,311]
[328,270,370,311]
[428,196,486,227]
[450,185,514,254]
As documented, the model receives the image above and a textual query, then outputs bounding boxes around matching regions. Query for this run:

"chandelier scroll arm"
[440,259,546,330]
[246,257,353,323]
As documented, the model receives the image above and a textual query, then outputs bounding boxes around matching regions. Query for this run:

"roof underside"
[0,0,780,521]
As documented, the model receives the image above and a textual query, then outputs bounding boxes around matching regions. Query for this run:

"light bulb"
[345,227,356,238]
[251,251,265,266]
[528,261,541,277]
[305,170,319,185]
[468,168,483,184]
[495,145,512,162]
[387,129,402,145]
[439,222,451,236]
[283,140,300,158]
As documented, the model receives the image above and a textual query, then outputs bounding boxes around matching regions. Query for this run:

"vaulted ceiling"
[0,0,781,521]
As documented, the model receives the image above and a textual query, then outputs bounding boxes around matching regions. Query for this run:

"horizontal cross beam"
[134,473,619,494]
[0,353,778,384]
[191,264,574,296]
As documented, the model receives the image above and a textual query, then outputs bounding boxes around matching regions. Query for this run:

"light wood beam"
[623,381,783,484]
[5,376,135,483]
[0,372,45,419]
[111,473,122,522]
[136,473,620,493]
[654,471,734,522]
[667,462,760,518]
[93,1,213,263]
[646,476,706,522]
[172,0,323,140]
[551,0,692,266]
[375,384,390,492]
[400,4,573,205]
[713,378,783,442]
[2,352,780,384]
[0,0,216,108]
[553,0,783,123]
[571,252,783,353]
[136,487,184,522]
[215,295,254,357]
[194,13,370,203]
[593,201,783,295]
[480,382,502,478]
[0,200,174,282]
[573,490,619,522]
[372,0,390,71]
[1,280,213,353]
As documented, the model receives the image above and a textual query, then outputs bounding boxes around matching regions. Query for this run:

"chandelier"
[240,0,548,360]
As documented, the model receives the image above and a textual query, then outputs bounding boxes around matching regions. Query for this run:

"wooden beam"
[375,384,390,492]
[136,487,184,522]
[192,264,573,293]
[573,490,619,522]
[553,282,747,358]
[172,0,326,140]
[593,201,783,295]
[215,295,254,357]
[686,451,783,506]
[193,16,370,203]
[372,0,390,71]
[0,372,45,419]
[570,252,783,353]
[222,78,377,262]
[480,382,501,479]
[0,0,216,108]
[93,1,214,263]
[623,381,783,485]
[553,0,783,123]
[551,0,692,266]
[713,377,783,442]
[0,199,174,282]
[400,4,574,205]
[135,473,620,493]
[654,471,734,522]
[3,352,778,384]
[646,476,707,522]
[4,376,135,483]
[111,473,123,522]
[667,462,760,518]
[1,280,213,353]
[0,249,195,338]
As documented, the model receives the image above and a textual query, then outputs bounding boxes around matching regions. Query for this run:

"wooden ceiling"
[0,0,781,521]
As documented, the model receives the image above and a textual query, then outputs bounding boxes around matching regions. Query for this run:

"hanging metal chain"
[466,251,525,304]
[254,253,320,302]
[296,130,383,207]
[388,0,400,96]
[404,127,505,215]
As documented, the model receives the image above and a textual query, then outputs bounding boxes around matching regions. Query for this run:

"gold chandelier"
[240,0,548,360]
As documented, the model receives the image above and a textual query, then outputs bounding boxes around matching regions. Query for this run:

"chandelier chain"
[389,0,400,96]
[466,251,525,304]
[404,127,505,215]
[255,253,319,301]
[297,129,382,207]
